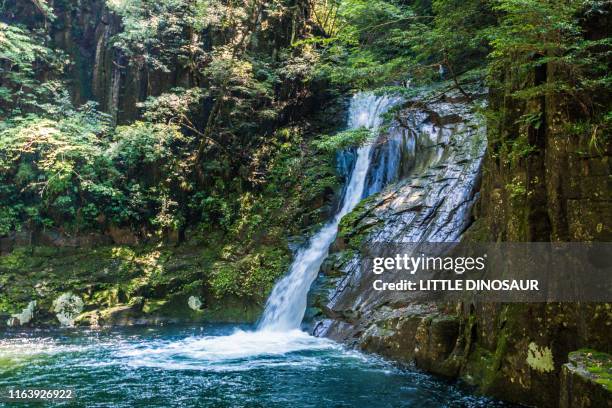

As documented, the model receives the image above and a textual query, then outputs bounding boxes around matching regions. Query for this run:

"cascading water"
[258,92,401,331]
[0,93,510,407]
[311,97,489,338]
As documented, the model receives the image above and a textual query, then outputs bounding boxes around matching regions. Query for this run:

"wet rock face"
[309,99,485,375]
[310,99,486,339]
[310,94,611,408]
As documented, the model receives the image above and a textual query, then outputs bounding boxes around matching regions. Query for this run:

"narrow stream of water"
[259,93,401,331]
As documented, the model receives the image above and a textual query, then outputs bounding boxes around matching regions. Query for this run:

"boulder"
[560,350,612,408]
[108,225,139,245]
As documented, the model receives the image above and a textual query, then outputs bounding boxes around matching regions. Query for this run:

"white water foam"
[117,329,340,371]
[0,337,99,369]
[26,93,400,372]
[114,93,402,369]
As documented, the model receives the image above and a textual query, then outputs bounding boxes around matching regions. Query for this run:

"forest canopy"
[0,0,610,276]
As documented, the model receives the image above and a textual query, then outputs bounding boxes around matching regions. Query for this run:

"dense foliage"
[0,0,609,299]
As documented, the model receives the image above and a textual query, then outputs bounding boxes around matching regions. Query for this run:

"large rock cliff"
[308,84,611,407]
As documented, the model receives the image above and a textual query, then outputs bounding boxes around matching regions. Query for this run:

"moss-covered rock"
[414,314,461,377]
[560,349,612,408]
[0,243,267,326]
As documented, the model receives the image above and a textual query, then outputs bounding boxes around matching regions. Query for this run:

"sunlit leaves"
[489,0,611,108]
[0,23,68,117]
[312,127,372,152]
[310,0,423,88]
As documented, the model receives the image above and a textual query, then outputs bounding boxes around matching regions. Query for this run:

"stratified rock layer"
[310,95,612,408]
[310,98,485,340]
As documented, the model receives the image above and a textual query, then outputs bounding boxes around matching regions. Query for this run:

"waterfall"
[258,93,401,332]
[310,98,488,339]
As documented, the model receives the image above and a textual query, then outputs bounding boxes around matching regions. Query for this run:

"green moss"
[338,195,376,233]
[0,237,290,325]
[461,218,492,242]
[595,378,612,391]
[0,247,30,270]
[570,349,612,392]
[464,345,497,387]
[337,194,380,249]
[142,299,168,314]
[209,244,290,301]
[526,342,554,373]
[461,305,529,393]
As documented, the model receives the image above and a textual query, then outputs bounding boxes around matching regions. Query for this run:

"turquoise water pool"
[0,325,515,407]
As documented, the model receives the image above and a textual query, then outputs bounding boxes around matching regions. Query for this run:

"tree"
[0,22,67,118]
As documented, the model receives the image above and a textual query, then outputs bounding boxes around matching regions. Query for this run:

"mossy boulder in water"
[5,300,36,326]
[53,293,84,326]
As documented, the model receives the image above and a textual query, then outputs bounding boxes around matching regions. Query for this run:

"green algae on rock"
[560,349,612,408]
